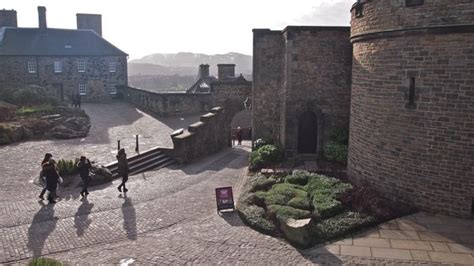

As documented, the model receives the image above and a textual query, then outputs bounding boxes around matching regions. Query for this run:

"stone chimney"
[38,6,47,30]
[217,64,235,81]
[198,64,210,78]
[77,14,102,36]
[0,9,17,27]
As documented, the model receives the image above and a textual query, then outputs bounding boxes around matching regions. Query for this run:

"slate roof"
[186,76,218,93]
[0,27,127,56]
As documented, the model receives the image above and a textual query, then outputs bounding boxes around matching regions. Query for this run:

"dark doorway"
[52,83,64,101]
[297,111,318,153]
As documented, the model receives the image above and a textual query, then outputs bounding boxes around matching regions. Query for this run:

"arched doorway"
[297,111,318,153]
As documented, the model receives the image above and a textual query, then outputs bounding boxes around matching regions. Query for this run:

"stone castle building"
[253,0,474,217]
[0,6,128,102]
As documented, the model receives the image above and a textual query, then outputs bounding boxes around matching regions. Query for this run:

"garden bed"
[237,170,415,248]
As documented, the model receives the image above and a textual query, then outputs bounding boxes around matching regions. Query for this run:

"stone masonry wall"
[282,27,352,156]
[171,107,227,163]
[252,29,285,143]
[351,0,474,37]
[117,86,213,117]
[0,55,127,102]
[349,1,474,217]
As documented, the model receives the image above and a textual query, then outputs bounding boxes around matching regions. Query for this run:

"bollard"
[117,140,121,151]
[135,134,139,153]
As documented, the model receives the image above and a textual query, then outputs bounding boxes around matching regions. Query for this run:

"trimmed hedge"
[311,211,377,243]
[267,204,312,221]
[249,174,277,192]
[306,173,352,219]
[237,204,276,234]
[285,170,310,186]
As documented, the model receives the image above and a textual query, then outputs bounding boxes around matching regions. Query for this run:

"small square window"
[28,60,36,73]
[79,83,87,95]
[406,0,424,7]
[54,61,62,73]
[355,5,363,18]
[108,83,117,94]
[78,59,86,72]
[109,62,116,73]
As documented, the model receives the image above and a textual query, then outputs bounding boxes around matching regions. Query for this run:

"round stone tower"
[348,0,474,217]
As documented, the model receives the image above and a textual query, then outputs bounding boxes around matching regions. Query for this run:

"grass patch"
[28,257,63,266]
[16,104,54,116]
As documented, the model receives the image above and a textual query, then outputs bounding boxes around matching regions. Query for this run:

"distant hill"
[129,52,252,77]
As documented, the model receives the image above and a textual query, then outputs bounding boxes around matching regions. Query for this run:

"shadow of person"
[27,202,58,258]
[74,198,94,237]
[121,194,137,240]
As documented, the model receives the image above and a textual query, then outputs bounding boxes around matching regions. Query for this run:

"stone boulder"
[50,116,90,139]
[279,217,314,248]
[88,166,113,186]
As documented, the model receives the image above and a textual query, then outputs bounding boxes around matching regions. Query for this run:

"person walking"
[116,148,130,193]
[77,156,92,197]
[43,159,61,204]
[236,126,243,145]
[38,153,52,200]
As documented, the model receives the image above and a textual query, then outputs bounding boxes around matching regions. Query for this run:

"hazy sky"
[2,0,353,60]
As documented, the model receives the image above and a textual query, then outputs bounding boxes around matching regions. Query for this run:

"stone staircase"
[105,148,175,178]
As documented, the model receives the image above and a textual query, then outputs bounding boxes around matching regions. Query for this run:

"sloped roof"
[186,76,217,93]
[0,27,127,56]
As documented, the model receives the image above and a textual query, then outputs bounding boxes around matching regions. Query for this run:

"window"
[28,60,36,73]
[355,5,363,18]
[78,59,86,72]
[406,77,416,109]
[109,62,116,73]
[108,83,117,95]
[54,61,62,73]
[79,83,87,95]
[406,0,424,7]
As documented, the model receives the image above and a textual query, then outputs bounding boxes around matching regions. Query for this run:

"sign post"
[215,186,234,212]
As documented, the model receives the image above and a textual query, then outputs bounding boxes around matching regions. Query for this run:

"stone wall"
[252,27,352,157]
[252,29,285,142]
[349,1,474,217]
[117,86,212,116]
[0,55,127,102]
[171,107,228,163]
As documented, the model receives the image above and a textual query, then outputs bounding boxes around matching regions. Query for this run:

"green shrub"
[0,85,58,106]
[16,104,54,116]
[329,128,349,145]
[285,170,310,186]
[249,144,283,169]
[260,183,307,206]
[311,211,377,243]
[28,257,63,266]
[323,141,348,163]
[237,204,276,234]
[287,196,312,210]
[57,159,77,176]
[249,174,277,192]
[267,204,312,220]
[253,138,273,150]
[307,174,352,219]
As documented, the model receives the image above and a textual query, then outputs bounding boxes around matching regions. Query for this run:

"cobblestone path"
[0,102,200,202]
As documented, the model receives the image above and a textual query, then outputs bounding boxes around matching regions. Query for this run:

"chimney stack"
[38,6,47,30]
[0,9,17,28]
[217,64,236,81]
[198,64,210,79]
[77,14,102,36]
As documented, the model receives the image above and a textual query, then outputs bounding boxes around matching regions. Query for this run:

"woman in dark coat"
[116,148,130,193]
[77,156,92,197]
[38,153,52,200]
[43,159,60,204]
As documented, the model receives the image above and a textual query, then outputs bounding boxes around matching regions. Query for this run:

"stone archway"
[297,111,318,153]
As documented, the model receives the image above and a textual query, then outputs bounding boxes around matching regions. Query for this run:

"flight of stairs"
[105,148,175,178]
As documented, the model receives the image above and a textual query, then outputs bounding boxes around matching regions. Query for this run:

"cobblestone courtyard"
[0,103,472,264]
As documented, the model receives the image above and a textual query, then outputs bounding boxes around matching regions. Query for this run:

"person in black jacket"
[116,148,130,193]
[43,159,60,204]
[77,156,92,197]
[38,153,52,200]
